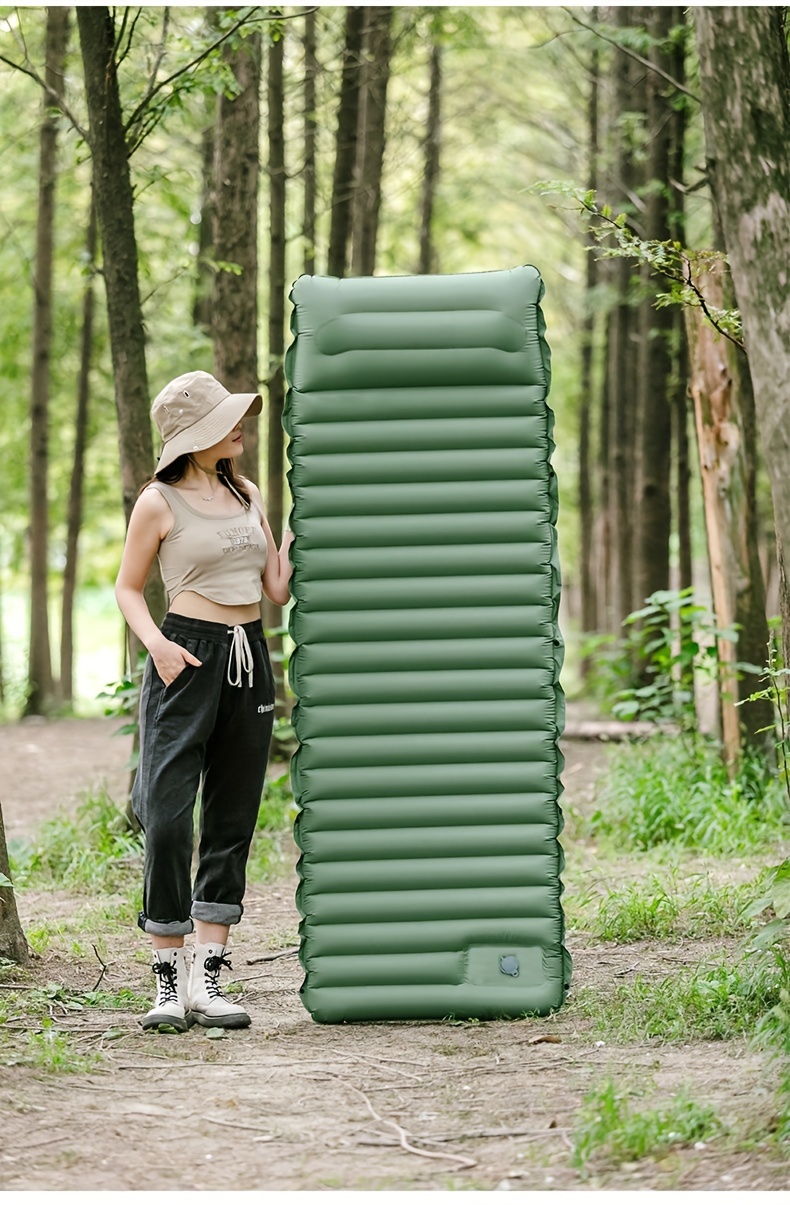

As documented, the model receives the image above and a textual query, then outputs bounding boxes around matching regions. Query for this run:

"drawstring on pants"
[227,625,254,688]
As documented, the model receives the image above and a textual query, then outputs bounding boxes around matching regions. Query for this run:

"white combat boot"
[188,943,250,1029]
[142,947,191,1032]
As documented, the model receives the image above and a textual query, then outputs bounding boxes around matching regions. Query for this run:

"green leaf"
[205,1027,228,1040]
[748,918,789,950]
[0,872,12,888]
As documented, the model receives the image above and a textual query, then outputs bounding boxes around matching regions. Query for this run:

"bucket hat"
[152,370,262,472]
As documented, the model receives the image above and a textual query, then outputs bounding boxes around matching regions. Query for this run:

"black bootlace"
[202,953,233,1001]
[153,960,178,1004]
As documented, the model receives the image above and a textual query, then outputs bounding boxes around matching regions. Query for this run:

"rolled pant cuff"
[137,911,194,937]
[191,900,243,926]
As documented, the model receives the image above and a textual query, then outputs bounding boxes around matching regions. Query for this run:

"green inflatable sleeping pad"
[282,264,570,1023]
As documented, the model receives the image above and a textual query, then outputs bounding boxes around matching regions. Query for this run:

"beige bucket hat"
[152,370,262,472]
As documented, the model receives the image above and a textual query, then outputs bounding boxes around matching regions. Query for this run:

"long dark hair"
[139,454,252,507]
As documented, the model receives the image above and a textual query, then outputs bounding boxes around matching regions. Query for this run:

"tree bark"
[695,7,790,665]
[264,23,287,712]
[303,7,318,276]
[668,12,693,598]
[60,192,97,705]
[607,7,645,629]
[579,21,599,646]
[686,265,775,764]
[193,114,215,334]
[417,36,442,275]
[351,6,393,276]
[25,6,69,716]
[0,803,28,964]
[77,9,155,526]
[212,25,262,484]
[634,8,674,610]
[327,6,365,278]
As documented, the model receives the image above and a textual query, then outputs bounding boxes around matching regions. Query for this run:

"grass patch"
[0,981,149,1076]
[9,789,143,895]
[572,953,786,1042]
[569,871,760,943]
[247,770,297,882]
[587,735,789,854]
[572,1078,725,1172]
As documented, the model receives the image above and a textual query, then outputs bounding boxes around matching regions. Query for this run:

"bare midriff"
[168,590,261,625]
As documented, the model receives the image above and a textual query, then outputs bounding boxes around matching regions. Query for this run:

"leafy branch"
[531,180,745,351]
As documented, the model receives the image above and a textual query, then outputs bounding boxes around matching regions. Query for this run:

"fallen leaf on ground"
[527,1035,562,1045]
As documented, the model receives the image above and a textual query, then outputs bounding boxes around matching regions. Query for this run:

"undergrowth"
[571,1078,725,1172]
[572,951,787,1043]
[585,734,789,854]
[8,789,144,894]
[569,871,760,943]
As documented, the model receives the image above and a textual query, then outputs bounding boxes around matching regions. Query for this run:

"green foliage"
[572,954,786,1043]
[572,1078,725,1172]
[572,872,758,944]
[575,632,633,715]
[612,588,735,732]
[588,733,788,854]
[12,1019,100,1075]
[743,858,790,953]
[246,769,297,883]
[9,789,143,894]
[531,180,744,346]
[736,632,790,811]
[754,951,790,1138]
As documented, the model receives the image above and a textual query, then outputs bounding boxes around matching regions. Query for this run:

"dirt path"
[1,719,788,1191]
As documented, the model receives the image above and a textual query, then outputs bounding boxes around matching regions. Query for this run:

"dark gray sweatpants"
[131,614,276,937]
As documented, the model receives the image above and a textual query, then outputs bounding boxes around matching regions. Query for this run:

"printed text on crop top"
[147,480,268,607]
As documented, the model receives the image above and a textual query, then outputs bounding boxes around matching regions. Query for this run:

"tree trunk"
[417,37,442,275]
[264,23,287,712]
[579,20,598,648]
[327,6,365,278]
[607,7,645,630]
[212,25,262,484]
[0,803,28,964]
[694,7,790,665]
[25,6,69,716]
[192,114,215,334]
[668,12,693,598]
[634,8,674,610]
[351,6,393,276]
[686,265,775,764]
[303,7,318,276]
[76,7,164,671]
[60,192,97,705]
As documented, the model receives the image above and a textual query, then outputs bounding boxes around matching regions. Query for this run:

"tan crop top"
[147,481,268,607]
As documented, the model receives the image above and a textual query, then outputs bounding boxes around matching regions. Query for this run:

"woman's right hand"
[149,636,203,687]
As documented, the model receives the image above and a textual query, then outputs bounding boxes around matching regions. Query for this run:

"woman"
[115,370,294,1033]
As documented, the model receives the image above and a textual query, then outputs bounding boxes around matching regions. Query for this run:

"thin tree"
[25,6,69,716]
[417,32,442,275]
[634,8,675,612]
[351,6,393,276]
[669,12,693,599]
[579,18,599,648]
[212,22,262,483]
[77,8,164,673]
[303,7,318,275]
[606,6,646,628]
[0,803,28,964]
[327,6,365,278]
[60,193,97,704]
[695,7,790,664]
[265,20,288,710]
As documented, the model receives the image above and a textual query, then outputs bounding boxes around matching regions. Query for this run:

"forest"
[0,4,790,1193]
